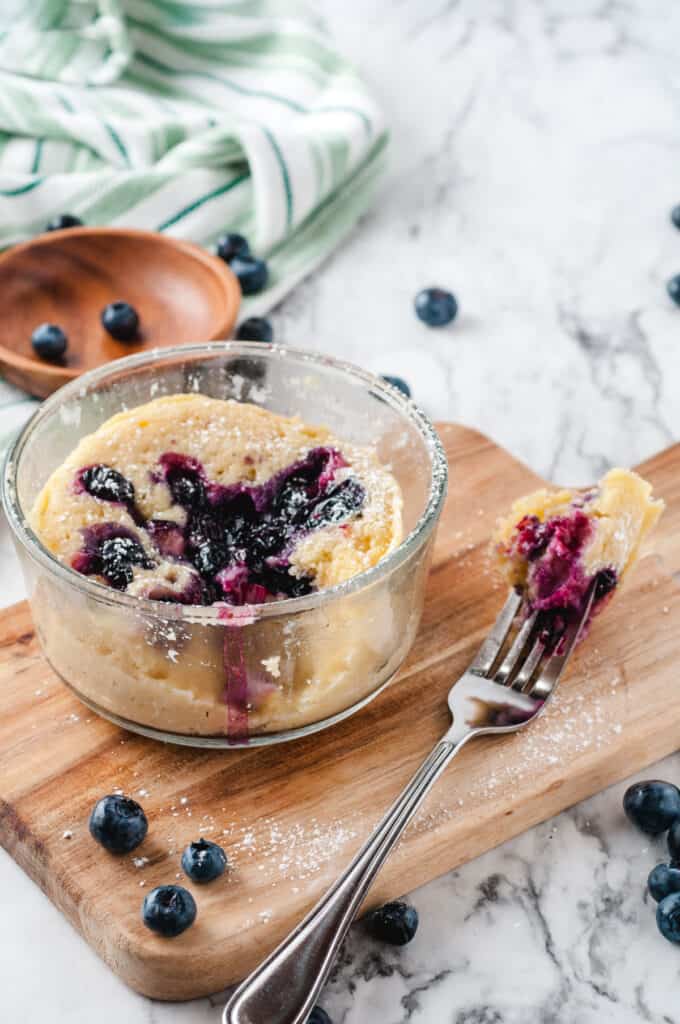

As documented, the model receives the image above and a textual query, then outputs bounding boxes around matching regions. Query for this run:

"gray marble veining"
[3,1,680,1021]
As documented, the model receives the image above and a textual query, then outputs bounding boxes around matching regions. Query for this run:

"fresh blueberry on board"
[181,838,228,883]
[88,794,148,854]
[414,287,458,327]
[623,780,680,834]
[307,1008,332,1024]
[235,316,273,343]
[230,255,269,295]
[667,275,680,307]
[365,900,419,946]
[46,213,82,231]
[101,300,140,341]
[381,374,411,398]
[31,323,68,361]
[671,205,680,230]
[657,892,680,944]
[142,885,197,937]
[648,864,680,902]
[216,232,251,263]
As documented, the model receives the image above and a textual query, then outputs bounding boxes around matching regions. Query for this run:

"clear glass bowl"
[2,343,447,747]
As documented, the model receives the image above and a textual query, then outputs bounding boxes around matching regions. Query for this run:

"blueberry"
[181,838,228,883]
[365,901,419,946]
[307,478,366,529]
[80,464,136,506]
[230,255,269,295]
[648,864,680,902]
[216,233,251,263]
[142,885,197,937]
[100,535,153,589]
[671,205,680,230]
[101,301,140,341]
[168,471,206,510]
[307,1009,332,1024]
[668,820,680,862]
[414,287,458,327]
[381,374,411,398]
[667,275,680,307]
[594,568,617,600]
[46,213,82,231]
[657,892,680,944]
[623,780,680,834]
[192,541,228,577]
[31,323,68,361]
[89,794,148,854]
[235,317,273,343]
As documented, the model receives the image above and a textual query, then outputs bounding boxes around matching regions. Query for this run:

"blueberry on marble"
[101,301,140,341]
[414,287,458,327]
[89,794,148,854]
[46,213,82,231]
[181,838,228,883]
[667,275,680,307]
[671,205,680,230]
[657,892,680,944]
[235,317,273,343]
[668,820,680,863]
[230,255,269,295]
[216,233,251,263]
[31,323,68,361]
[307,1008,332,1024]
[365,900,419,946]
[142,885,197,937]
[623,780,680,834]
[648,864,680,903]
[381,374,411,398]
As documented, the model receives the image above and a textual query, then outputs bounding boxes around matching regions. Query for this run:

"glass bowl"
[2,343,448,747]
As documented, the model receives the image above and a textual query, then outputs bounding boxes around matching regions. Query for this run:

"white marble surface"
[4,1,680,1021]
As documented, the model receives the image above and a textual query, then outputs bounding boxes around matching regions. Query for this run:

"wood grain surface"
[0,228,241,397]
[1,422,678,1001]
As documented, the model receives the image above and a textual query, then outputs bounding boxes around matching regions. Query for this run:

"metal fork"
[223,582,596,1024]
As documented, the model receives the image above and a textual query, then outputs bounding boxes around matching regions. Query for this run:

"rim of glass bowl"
[2,342,448,624]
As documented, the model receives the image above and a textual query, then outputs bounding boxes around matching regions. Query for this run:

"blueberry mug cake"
[28,396,415,738]
[493,468,664,634]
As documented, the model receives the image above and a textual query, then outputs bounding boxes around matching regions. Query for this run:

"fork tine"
[493,609,539,686]
[511,633,545,691]
[527,581,597,702]
[469,588,523,676]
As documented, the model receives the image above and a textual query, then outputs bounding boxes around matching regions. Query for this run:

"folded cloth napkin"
[0,0,387,449]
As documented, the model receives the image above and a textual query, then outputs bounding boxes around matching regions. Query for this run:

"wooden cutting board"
[2,423,680,1002]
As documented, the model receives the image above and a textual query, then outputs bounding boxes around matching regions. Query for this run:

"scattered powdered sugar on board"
[219,815,360,882]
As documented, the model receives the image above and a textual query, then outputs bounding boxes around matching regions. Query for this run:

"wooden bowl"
[0,227,241,398]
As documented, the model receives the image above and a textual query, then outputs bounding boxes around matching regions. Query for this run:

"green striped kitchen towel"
[0,0,387,449]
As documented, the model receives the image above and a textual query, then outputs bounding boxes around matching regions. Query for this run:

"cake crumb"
[261,655,281,679]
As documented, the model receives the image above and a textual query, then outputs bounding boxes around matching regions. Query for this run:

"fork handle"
[223,733,472,1024]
